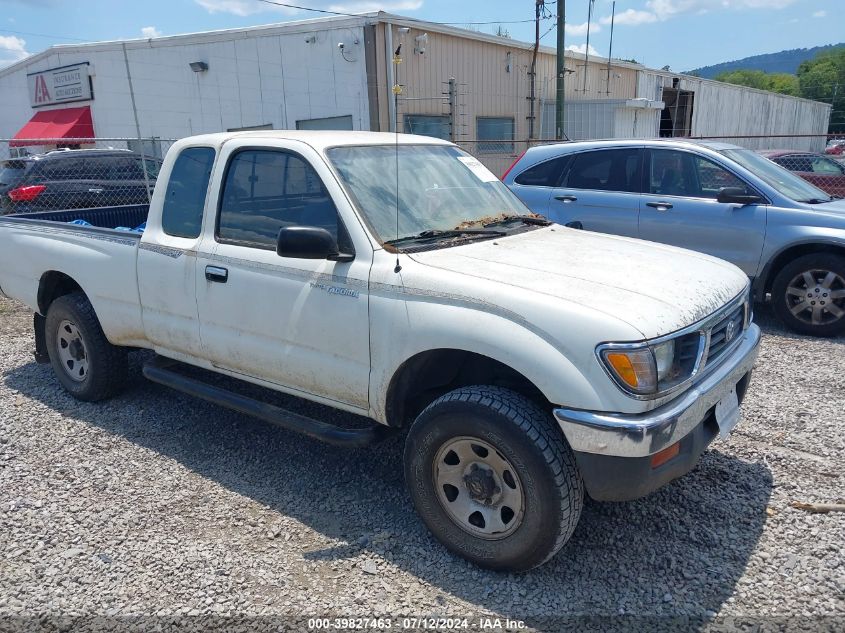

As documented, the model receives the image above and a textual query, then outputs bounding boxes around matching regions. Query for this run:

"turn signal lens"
[603,349,657,394]
[650,442,680,468]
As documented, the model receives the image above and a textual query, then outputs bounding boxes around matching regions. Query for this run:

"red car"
[826,140,845,156]
[758,150,845,198]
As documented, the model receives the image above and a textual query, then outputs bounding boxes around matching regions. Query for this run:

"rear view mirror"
[277,226,353,262]
[717,187,763,205]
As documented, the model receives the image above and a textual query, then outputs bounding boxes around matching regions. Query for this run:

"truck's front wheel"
[45,292,128,401]
[404,386,583,571]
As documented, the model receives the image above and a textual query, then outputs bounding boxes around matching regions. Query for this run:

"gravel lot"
[1,296,843,631]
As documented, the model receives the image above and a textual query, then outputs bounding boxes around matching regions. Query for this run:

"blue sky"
[0,0,841,71]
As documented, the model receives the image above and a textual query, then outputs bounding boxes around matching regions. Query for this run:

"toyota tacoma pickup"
[0,131,760,571]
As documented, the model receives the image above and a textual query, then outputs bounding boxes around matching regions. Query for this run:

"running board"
[142,356,389,448]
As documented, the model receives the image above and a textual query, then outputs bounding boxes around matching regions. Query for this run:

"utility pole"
[528,0,543,139]
[555,1,565,139]
[605,1,615,96]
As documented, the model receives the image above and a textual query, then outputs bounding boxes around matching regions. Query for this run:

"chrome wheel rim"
[56,319,89,382]
[785,269,845,327]
[433,436,525,540]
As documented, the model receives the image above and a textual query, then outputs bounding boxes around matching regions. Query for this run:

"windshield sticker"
[457,156,498,183]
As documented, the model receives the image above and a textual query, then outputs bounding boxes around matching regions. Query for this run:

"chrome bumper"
[554,324,761,458]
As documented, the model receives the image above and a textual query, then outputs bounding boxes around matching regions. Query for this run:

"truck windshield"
[327,144,531,243]
[721,148,833,203]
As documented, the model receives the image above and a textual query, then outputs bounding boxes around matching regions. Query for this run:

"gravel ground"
[1,296,843,632]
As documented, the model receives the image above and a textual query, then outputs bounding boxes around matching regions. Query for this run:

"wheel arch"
[37,270,86,316]
[384,348,551,428]
[759,240,845,300]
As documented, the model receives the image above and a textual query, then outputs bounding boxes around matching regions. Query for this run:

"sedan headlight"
[599,333,702,398]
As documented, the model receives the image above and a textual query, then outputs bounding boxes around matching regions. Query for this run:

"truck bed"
[0,204,149,233]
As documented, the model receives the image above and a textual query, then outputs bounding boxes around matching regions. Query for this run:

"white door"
[195,141,372,409]
[138,146,216,359]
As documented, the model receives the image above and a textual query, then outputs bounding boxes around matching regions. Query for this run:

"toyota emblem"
[725,320,737,343]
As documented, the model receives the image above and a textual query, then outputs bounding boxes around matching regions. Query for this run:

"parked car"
[0,148,161,215]
[503,139,845,337]
[0,131,760,571]
[825,139,845,156]
[758,150,845,198]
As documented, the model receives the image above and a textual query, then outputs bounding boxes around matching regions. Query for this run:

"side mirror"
[277,226,350,261]
[717,187,763,205]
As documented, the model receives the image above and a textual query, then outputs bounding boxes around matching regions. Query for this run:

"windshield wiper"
[483,214,552,227]
[799,198,833,204]
[385,228,505,246]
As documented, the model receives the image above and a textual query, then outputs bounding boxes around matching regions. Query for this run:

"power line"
[254,0,552,26]
[0,28,89,43]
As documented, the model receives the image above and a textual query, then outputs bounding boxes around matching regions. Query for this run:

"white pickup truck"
[0,131,760,571]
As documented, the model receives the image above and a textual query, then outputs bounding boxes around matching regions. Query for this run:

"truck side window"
[217,149,345,250]
[161,147,215,239]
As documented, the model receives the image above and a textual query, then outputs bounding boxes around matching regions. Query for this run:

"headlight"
[599,332,702,398]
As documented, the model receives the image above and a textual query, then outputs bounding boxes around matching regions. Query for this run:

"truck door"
[638,148,767,277]
[137,146,216,358]
[195,141,372,410]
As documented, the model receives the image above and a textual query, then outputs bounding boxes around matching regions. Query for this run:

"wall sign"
[27,63,93,107]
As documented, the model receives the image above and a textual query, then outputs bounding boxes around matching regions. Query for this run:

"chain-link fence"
[0,137,176,216]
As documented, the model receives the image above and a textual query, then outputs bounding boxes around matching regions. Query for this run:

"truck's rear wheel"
[45,292,127,401]
[771,254,845,337]
[404,386,583,571]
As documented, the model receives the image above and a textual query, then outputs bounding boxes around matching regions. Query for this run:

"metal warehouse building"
[0,11,832,174]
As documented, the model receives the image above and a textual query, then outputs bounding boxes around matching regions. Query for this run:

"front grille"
[706,305,745,365]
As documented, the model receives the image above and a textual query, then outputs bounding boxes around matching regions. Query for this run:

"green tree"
[798,48,845,133]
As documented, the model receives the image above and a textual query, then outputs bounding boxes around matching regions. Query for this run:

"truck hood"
[408,227,749,340]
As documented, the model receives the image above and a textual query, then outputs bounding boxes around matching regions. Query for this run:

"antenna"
[393,33,404,274]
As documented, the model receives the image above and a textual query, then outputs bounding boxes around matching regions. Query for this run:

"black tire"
[404,386,583,571]
[45,292,128,401]
[771,253,845,337]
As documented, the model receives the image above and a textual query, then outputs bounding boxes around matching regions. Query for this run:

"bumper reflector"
[650,442,680,469]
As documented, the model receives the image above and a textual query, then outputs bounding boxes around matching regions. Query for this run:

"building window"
[404,115,450,140]
[295,115,354,131]
[476,117,514,153]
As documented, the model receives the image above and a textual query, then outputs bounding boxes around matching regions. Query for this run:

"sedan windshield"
[721,148,832,203]
[327,144,531,243]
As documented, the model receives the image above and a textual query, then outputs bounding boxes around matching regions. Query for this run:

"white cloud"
[566,43,601,57]
[328,1,422,11]
[812,10,827,18]
[195,0,295,15]
[598,0,798,27]
[195,0,421,16]
[565,21,600,37]
[141,26,162,38]
[0,35,29,67]
[599,9,658,26]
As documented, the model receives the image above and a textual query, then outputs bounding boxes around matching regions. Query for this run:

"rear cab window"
[161,147,216,239]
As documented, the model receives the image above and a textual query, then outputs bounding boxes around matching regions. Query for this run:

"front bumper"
[554,323,761,500]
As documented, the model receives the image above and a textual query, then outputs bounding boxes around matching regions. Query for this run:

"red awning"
[10,106,94,147]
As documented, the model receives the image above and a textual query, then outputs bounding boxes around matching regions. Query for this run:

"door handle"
[205,265,228,283]
[646,201,673,210]
[555,195,578,203]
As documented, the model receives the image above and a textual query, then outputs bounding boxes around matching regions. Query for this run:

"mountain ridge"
[688,43,845,78]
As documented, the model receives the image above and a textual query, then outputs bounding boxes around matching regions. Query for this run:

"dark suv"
[0,149,161,215]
